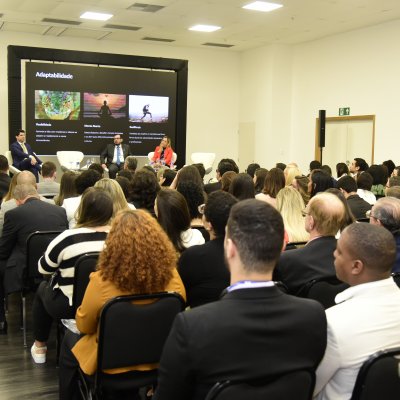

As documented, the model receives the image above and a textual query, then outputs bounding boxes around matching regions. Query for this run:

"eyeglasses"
[301,209,310,217]
[198,204,206,215]
[366,210,377,219]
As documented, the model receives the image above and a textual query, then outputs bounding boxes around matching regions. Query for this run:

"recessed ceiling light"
[243,1,283,12]
[189,24,221,33]
[80,11,113,21]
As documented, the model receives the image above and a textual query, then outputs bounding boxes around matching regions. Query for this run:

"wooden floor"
[0,292,58,400]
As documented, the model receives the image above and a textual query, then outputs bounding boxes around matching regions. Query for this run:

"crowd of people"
[0,146,400,400]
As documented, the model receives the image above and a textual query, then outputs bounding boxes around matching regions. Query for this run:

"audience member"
[172,165,204,189]
[273,192,345,294]
[383,159,396,177]
[100,134,132,179]
[275,162,286,171]
[130,168,160,215]
[192,163,206,181]
[123,155,138,173]
[309,169,334,197]
[54,171,77,207]
[0,184,68,333]
[337,175,371,220]
[229,172,255,200]
[0,155,11,203]
[386,186,400,199]
[368,197,400,272]
[220,171,237,192]
[37,161,60,197]
[276,186,309,243]
[59,209,186,399]
[158,168,176,187]
[349,157,368,179]
[292,175,311,205]
[87,163,104,178]
[335,162,349,179]
[245,163,260,178]
[256,167,285,207]
[309,160,322,174]
[392,166,400,177]
[367,164,388,197]
[155,188,205,252]
[386,176,400,194]
[253,167,268,195]
[154,199,327,400]
[178,191,238,307]
[31,188,113,363]
[284,164,302,186]
[204,158,239,194]
[116,169,134,182]
[115,176,131,202]
[356,172,376,205]
[314,223,400,400]
[325,188,356,232]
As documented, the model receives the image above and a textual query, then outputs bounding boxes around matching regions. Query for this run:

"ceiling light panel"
[243,1,283,12]
[189,24,221,32]
[80,11,113,21]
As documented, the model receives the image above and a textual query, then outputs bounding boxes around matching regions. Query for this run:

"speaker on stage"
[319,110,326,148]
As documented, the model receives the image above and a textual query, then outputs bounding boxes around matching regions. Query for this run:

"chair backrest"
[147,151,155,162]
[297,277,349,309]
[285,241,307,251]
[351,347,400,400]
[97,292,185,372]
[392,272,400,288]
[5,150,21,175]
[26,230,63,283]
[191,152,216,173]
[72,252,100,311]
[205,369,315,400]
[172,152,177,164]
[56,151,84,171]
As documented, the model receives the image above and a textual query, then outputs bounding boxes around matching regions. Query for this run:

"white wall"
[0,31,240,169]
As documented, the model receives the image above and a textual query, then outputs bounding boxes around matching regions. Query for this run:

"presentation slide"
[25,62,177,156]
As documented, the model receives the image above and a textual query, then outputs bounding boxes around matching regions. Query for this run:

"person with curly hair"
[59,209,186,400]
[130,168,160,216]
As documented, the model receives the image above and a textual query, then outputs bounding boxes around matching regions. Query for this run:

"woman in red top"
[152,136,174,167]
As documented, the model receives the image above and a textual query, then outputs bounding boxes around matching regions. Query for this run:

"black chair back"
[72,252,100,311]
[285,241,307,251]
[392,272,400,288]
[205,369,315,400]
[351,347,400,400]
[297,277,349,309]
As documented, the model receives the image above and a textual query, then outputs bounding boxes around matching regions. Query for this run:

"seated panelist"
[152,136,174,167]
[100,134,132,179]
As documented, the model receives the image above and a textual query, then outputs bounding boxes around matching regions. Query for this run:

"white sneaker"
[31,343,47,364]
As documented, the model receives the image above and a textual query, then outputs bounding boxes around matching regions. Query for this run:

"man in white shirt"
[314,222,400,400]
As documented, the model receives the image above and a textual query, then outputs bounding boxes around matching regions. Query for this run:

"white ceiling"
[1,0,400,51]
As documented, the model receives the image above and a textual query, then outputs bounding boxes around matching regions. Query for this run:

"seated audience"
[314,223,400,400]
[276,186,309,243]
[349,157,368,179]
[59,209,186,399]
[0,155,11,204]
[309,160,322,175]
[115,176,131,201]
[368,197,400,272]
[54,171,78,207]
[284,164,302,186]
[386,185,400,199]
[221,171,237,192]
[204,158,239,194]
[37,161,60,197]
[245,163,260,178]
[392,166,400,177]
[256,167,285,207]
[366,164,387,197]
[309,169,334,197]
[171,165,203,189]
[383,159,396,177]
[116,169,135,182]
[178,191,238,307]
[253,167,268,195]
[154,199,327,400]
[31,188,113,363]
[158,167,177,187]
[337,175,371,220]
[192,163,206,182]
[155,188,205,252]
[335,162,349,179]
[292,174,310,205]
[325,188,356,233]
[273,192,345,294]
[123,155,138,173]
[130,168,160,216]
[356,172,376,205]
[386,175,400,194]
[229,172,255,200]
[87,163,105,178]
[275,162,286,171]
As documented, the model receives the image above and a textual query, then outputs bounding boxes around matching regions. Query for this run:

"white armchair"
[190,152,216,175]
[5,150,21,175]
[56,151,84,172]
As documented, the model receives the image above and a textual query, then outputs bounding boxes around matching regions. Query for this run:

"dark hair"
[254,168,268,194]
[275,163,286,171]
[263,168,285,198]
[229,173,255,200]
[383,160,396,177]
[156,188,191,252]
[217,158,239,176]
[204,191,238,238]
[41,161,56,178]
[130,169,160,211]
[227,199,284,271]
[75,187,113,228]
[176,165,203,188]
[354,158,369,172]
[75,169,101,195]
[386,186,400,199]
[117,169,135,182]
[356,172,373,190]
[310,169,334,197]
[221,171,237,192]
[309,160,322,171]
[88,163,104,177]
[161,169,177,186]
[177,181,206,219]
[0,155,9,171]
[325,188,355,230]
[336,162,349,177]
[192,163,206,179]
[366,165,388,186]
[389,176,400,188]
[124,156,138,172]
[321,165,332,177]
[142,165,157,177]
[246,163,260,178]
[337,175,357,193]
[115,176,131,201]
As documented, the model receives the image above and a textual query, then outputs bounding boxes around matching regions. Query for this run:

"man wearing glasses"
[100,134,132,179]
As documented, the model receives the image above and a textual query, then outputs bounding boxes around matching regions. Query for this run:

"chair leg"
[21,293,27,347]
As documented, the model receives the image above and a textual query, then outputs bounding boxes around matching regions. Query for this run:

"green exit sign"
[339,107,350,116]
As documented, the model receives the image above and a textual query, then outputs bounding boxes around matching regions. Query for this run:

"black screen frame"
[8,45,188,167]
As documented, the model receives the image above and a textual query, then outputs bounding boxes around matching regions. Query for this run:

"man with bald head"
[273,192,346,294]
[368,196,400,272]
[314,223,400,400]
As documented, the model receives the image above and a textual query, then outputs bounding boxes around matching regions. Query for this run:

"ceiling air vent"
[142,37,175,42]
[127,3,165,13]
[202,42,234,48]
[104,24,141,31]
[42,18,81,26]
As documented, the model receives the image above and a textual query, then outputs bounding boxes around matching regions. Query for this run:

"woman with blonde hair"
[59,209,186,399]
[284,164,302,186]
[292,175,310,205]
[1,172,19,203]
[276,186,309,243]
[94,177,135,217]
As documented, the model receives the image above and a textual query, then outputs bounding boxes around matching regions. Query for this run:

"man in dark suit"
[154,199,327,400]
[100,134,132,179]
[0,155,11,203]
[273,192,346,294]
[204,158,239,194]
[0,184,68,333]
[10,129,42,182]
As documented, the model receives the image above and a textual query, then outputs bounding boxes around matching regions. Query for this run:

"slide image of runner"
[129,95,169,123]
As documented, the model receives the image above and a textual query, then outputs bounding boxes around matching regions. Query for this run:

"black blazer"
[273,236,338,294]
[0,198,68,293]
[153,286,327,400]
[0,173,11,203]
[100,144,131,166]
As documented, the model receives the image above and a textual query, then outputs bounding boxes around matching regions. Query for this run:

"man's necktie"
[116,145,121,166]
[21,142,28,153]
